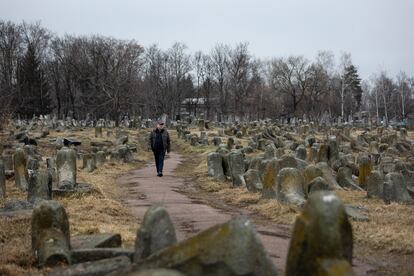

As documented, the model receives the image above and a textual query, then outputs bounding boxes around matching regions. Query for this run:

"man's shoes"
[159,173,163,177]
[157,172,161,177]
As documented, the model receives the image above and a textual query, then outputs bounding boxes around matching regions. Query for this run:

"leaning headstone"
[228,151,245,187]
[134,205,177,261]
[56,147,77,189]
[207,152,225,181]
[337,167,363,191]
[28,170,52,203]
[316,162,342,190]
[382,172,413,204]
[276,168,306,206]
[243,169,263,192]
[0,159,5,199]
[135,217,278,275]
[14,148,29,190]
[31,200,71,266]
[286,191,353,275]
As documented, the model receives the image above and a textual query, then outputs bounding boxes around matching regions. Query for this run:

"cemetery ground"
[0,126,414,275]
[173,129,414,275]
[0,128,152,275]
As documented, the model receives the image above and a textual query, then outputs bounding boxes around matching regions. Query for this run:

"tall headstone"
[14,148,29,190]
[56,147,77,189]
[0,159,5,199]
[207,152,225,181]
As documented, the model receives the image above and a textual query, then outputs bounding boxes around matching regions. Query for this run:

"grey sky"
[1,0,413,79]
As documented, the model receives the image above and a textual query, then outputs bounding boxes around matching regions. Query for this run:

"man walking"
[148,121,170,177]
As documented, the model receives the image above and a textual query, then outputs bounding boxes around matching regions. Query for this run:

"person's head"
[156,121,165,130]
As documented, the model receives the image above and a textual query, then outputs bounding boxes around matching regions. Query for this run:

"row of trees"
[0,20,413,123]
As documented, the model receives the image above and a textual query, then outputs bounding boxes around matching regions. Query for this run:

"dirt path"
[118,152,373,275]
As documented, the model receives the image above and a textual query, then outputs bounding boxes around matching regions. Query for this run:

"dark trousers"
[153,150,166,173]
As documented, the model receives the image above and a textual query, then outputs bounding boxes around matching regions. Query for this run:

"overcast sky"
[1,0,413,79]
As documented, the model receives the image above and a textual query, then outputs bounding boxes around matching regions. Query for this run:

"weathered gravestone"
[56,147,77,189]
[95,126,103,138]
[31,200,71,266]
[366,171,383,198]
[28,170,52,203]
[133,217,278,276]
[0,159,5,199]
[358,155,372,187]
[134,205,177,261]
[337,167,363,191]
[243,169,263,192]
[262,159,279,199]
[96,151,106,167]
[14,148,29,190]
[276,167,306,206]
[286,191,354,276]
[207,152,225,181]
[228,151,245,187]
[383,172,413,204]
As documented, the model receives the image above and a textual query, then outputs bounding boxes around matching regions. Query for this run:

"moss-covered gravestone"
[358,156,372,187]
[286,191,354,276]
[136,217,278,275]
[14,148,29,190]
[262,159,279,199]
[31,200,71,266]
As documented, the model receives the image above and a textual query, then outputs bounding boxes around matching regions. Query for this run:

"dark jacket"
[149,128,171,152]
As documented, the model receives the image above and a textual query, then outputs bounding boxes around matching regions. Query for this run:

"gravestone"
[31,200,71,266]
[56,147,77,189]
[134,205,177,261]
[243,169,263,192]
[228,151,245,187]
[136,217,278,275]
[28,170,52,203]
[286,191,353,275]
[207,152,225,181]
[0,159,5,199]
[276,168,306,206]
[366,171,384,198]
[358,155,372,187]
[14,148,29,190]
[382,172,413,204]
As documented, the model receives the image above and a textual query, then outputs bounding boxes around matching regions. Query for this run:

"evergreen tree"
[344,64,363,109]
[17,43,52,117]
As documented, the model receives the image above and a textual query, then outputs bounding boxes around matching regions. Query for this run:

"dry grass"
[175,129,414,255]
[0,128,152,275]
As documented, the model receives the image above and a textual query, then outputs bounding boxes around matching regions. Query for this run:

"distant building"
[179,97,219,121]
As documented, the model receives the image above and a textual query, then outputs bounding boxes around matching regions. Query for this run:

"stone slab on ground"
[71,233,122,250]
